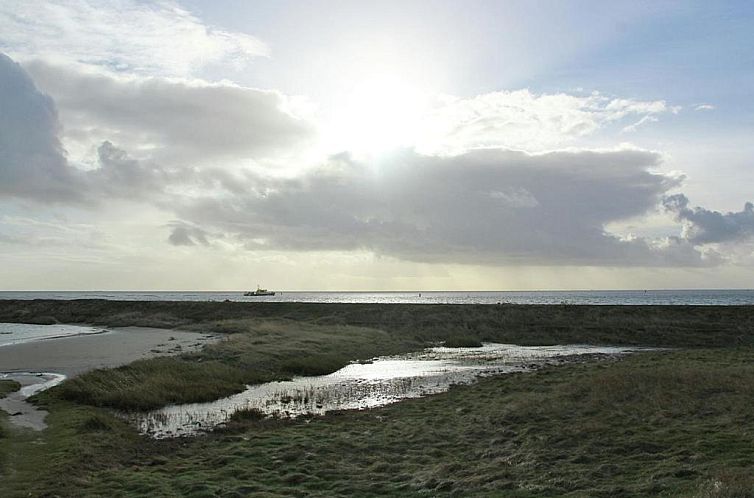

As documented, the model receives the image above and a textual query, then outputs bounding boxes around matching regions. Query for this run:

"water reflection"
[133,344,638,438]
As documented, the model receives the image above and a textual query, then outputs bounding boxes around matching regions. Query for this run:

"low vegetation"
[3,348,754,496]
[1,300,754,348]
[443,335,484,347]
[47,319,417,410]
[2,301,754,496]
[0,379,20,399]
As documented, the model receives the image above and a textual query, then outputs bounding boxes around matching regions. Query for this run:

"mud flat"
[0,326,218,430]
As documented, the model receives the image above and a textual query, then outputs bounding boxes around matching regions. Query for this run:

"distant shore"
[1,299,753,348]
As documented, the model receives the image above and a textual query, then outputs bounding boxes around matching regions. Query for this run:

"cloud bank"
[171,148,710,266]
[24,60,314,166]
[0,53,78,201]
[0,52,745,270]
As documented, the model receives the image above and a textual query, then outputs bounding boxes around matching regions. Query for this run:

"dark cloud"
[664,193,754,244]
[173,148,711,266]
[167,221,211,247]
[0,53,80,201]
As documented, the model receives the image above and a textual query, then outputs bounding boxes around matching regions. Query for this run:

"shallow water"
[0,323,106,347]
[134,343,638,438]
[0,372,66,430]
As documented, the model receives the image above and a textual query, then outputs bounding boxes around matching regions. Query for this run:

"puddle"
[133,343,639,438]
[0,372,66,430]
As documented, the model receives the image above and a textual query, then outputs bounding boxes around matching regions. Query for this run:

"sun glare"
[325,75,429,155]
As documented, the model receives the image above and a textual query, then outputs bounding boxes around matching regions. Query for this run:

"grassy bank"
[2,301,754,496]
[3,348,754,496]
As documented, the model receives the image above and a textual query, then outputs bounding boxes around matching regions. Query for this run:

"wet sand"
[0,327,219,430]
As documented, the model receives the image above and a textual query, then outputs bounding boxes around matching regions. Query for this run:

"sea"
[1,290,753,305]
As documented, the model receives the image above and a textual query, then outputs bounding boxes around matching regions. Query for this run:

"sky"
[1,0,753,291]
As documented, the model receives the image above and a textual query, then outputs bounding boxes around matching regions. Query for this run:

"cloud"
[171,148,710,266]
[24,60,314,166]
[0,53,80,201]
[621,115,659,133]
[664,194,754,244]
[694,104,716,111]
[0,0,267,77]
[416,90,676,154]
[167,221,211,247]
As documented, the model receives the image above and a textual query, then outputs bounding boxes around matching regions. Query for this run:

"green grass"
[47,319,417,411]
[2,300,754,348]
[2,301,754,496]
[4,348,754,496]
[0,379,20,399]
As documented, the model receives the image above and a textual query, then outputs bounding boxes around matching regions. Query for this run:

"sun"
[324,74,430,155]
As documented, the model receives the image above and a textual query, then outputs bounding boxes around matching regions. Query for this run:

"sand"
[0,326,219,430]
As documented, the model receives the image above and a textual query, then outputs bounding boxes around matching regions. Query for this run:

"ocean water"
[1,289,753,305]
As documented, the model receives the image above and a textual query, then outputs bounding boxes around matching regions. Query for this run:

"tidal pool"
[0,372,67,430]
[134,343,639,438]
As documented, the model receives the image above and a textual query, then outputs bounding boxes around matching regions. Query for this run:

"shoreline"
[0,326,219,430]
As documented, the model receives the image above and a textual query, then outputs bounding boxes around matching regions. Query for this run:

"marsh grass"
[51,358,249,410]
[4,348,754,496]
[0,379,20,399]
[2,300,754,348]
[46,318,417,411]
[443,335,483,347]
[3,301,754,496]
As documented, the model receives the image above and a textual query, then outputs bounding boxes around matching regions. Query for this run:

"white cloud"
[622,115,659,133]
[414,90,675,154]
[694,104,716,111]
[0,0,267,77]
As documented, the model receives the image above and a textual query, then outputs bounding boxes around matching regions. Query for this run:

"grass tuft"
[443,336,483,348]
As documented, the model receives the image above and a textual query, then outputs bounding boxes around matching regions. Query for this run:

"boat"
[244,286,275,296]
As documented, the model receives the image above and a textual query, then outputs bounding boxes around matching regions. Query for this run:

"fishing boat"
[244,286,275,296]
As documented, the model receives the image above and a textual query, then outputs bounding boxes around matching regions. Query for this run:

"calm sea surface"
[1,290,753,305]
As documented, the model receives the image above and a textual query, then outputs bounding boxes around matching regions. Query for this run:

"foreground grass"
[3,348,754,496]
